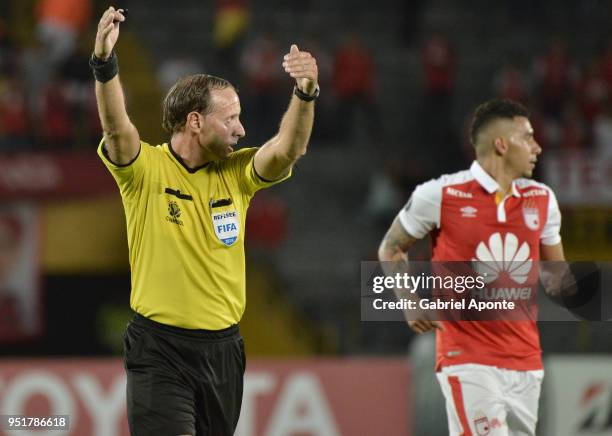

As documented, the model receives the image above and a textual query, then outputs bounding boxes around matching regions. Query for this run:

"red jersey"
[398,161,561,371]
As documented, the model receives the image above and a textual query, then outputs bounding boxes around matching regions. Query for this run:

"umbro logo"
[447,187,473,198]
[461,206,477,218]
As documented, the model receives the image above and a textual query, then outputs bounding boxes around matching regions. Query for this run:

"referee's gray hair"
[162,74,234,134]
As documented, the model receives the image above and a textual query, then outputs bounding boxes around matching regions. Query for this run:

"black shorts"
[123,313,245,436]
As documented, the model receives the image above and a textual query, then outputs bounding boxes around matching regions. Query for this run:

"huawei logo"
[472,232,531,284]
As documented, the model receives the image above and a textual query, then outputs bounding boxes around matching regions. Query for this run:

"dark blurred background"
[0,0,611,362]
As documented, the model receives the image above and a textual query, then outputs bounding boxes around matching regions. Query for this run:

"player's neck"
[477,157,514,194]
[170,134,214,168]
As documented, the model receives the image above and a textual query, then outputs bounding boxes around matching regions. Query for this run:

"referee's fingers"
[100,22,114,39]
[112,9,126,23]
[99,8,114,30]
[283,59,315,68]
[98,11,108,30]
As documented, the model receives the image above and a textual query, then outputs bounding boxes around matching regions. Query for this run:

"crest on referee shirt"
[522,200,540,231]
[165,200,184,226]
[211,210,240,246]
[169,201,181,218]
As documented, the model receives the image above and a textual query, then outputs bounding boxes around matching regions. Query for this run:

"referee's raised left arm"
[253,44,319,181]
[92,6,140,165]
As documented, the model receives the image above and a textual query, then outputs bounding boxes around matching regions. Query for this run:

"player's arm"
[93,7,140,165]
[378,217,418,263]
[540,242,565,261]
[540,241,577,297]
[378,217,443,333]
[253,44,318,181]
[538,187,576,296]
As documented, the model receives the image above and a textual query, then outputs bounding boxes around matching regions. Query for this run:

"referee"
[91,7,318,435]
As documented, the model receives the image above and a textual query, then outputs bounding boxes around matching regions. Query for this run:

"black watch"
[294,85,320,102]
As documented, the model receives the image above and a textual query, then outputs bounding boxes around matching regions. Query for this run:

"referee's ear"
[186,111,204,132]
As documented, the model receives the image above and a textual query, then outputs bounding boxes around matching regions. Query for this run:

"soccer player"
[91,7,318,436]
[378,99,565,436]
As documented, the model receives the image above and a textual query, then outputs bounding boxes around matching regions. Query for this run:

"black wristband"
[89,52,119,83]
[294,85,319,102]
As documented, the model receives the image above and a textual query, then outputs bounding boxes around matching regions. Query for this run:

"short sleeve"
[397,178,442,239]
[97,138,151,200]
[540,187,562,246]
[227,147,292,197]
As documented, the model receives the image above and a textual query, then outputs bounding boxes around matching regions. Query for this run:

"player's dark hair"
[162,74,234,134]
[469,99,530,147]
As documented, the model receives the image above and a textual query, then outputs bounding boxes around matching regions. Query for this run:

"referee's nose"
[235,120,245,138]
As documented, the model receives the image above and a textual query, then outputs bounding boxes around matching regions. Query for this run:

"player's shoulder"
[415,168,474,194]
[411,168,474,206]
[515,178,556,197]
[438,168,475,188]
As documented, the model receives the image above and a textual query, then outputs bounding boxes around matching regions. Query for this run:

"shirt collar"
[470,161,520,197]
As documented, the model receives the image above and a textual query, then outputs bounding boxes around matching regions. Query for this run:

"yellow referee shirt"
[98,140,290,330]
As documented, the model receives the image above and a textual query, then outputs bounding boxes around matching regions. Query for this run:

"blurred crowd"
[2,2,610,161]
[492,38,612,158]
[0,0,99,151]
[3,1,611,244]
[365,34,612,229]
[0,0,384,151]
[418,33,612,166]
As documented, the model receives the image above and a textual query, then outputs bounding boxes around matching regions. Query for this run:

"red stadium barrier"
[0,152,115,200]
[0,358,411,436]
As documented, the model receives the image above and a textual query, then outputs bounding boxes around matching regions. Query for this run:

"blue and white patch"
[212,210,240,246]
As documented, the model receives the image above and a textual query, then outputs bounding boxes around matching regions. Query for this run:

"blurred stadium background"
[1,0,612,434]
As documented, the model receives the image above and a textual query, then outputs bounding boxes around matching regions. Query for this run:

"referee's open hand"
[282,44,318,96]
[94,6,126,60]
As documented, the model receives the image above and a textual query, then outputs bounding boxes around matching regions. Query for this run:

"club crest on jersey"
[522,201,540,231]
[212,210,240,246]
[474,416,491,435]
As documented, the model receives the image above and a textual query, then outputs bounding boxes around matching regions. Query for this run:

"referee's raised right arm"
[92,6,140,165]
